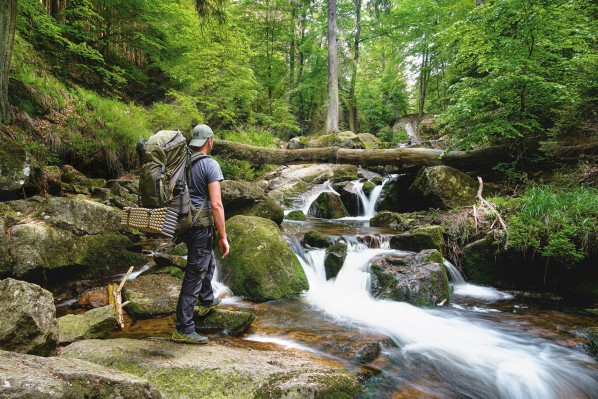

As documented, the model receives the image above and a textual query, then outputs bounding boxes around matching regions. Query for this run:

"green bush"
[507,185,598,265]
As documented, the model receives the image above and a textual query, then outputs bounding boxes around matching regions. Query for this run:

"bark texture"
[0,0,17,124]
[326,0,340,133]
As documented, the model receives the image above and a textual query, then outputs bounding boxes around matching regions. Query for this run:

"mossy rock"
[8,223,144,279]
[221,180,284,225]
[170,243,188,256]
[362,181,376,197]
[58,305,116,345]
[461,236,508,285]
[153,253,187,269]
[220,215,308,301]
[0,139,30,197]
[0,218,8,276]
[370,211,415,230]
[304,230,333,248]
[142,265,185,280]
[409,165,478,209]
[61,338,360,399]
[194,308,255,336]
[370,249,449,306]
[324,242,347,279]
[286,210,307,221]
[122,274,182,319]
[389,225,446,255]
[307,192,349,219]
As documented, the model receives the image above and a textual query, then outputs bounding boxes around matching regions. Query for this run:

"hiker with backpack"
[171,124,230,345]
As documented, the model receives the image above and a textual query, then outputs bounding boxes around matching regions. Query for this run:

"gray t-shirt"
[188,157,224,210]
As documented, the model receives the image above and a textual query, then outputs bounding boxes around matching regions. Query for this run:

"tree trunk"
[212,139,534,173]
[348,0,362,133]
[326,0,340,133]
[0,0,17,124]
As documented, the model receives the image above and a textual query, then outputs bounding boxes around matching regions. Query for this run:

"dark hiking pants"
[175,225,216,334]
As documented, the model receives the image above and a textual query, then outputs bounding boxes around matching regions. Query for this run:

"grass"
[506,185,598,265]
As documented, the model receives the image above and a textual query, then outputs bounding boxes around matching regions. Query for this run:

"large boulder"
[220,215,308,301]
[307,192,349,219]
[122,274,182,319]
[303,230,333,248]
[61,338,360,399]
[221,180,284,225]
[58,305,116,345]
[370,250,449,306]
[389,225,446,255]
[335,181,362,216]
[409,166,478,209]
[0,279,58,356]
[8,222,143,279]
[0,139,31,200]
[0,349,162,399]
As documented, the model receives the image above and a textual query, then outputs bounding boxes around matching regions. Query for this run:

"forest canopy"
[6,0,597,152]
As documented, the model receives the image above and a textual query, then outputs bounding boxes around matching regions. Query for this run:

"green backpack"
[137,130,211,237]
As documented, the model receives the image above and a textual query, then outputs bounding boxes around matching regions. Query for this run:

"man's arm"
[208,181,229,259]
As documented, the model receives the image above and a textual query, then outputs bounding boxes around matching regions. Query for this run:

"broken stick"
[113,266,134,329]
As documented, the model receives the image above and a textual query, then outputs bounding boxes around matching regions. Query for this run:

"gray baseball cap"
[189,124,214,147]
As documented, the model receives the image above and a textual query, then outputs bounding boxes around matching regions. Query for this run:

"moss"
[255,370,360,399]
[304,230,333,248]
[145,266,184,280]
[195,309,255,336]
[171,243,188,256]
[389,225,445,255]
[286,210,307,221]
[151,367,258,399]
[324,242,347,279]
[81,233,145,276]
[362,181,375,197]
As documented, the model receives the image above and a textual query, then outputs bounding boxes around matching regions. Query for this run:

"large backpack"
[128,130,209,238]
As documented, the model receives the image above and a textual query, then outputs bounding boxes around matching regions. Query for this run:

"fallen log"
[212,139,531,172]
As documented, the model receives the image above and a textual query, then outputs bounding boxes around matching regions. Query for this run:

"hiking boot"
[196,297,222,317]
[171,330,209,345]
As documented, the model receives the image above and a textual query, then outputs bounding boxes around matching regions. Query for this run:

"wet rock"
[461,236,508,285]
[61,338,360,399]
[76,287,109,309]
[362,180,376,197]
[153,253,186,269]
[286,210,307,221]
[194,308,255,336]
[0,140,30,199]
[390,225,446,255]
[221,216,308,301]
[575,327,598,360]
[0,349,162,398]
[335,181,362,216]
[370,249,449,306]
[370,210,416,230]
[308,192,349,219]
[58,305,116,345]
[221,180,284,225]
[60,165,87,184]
[0,279,58,356]
[325,242,348,279]
[303,230,333,248]
[122,274,182,319]
[409,165,478,209]
[141,266,185,280]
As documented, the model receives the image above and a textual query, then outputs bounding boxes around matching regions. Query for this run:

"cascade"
[293,243,598,399]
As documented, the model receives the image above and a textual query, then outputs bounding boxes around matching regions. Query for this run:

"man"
[172,124,230,345]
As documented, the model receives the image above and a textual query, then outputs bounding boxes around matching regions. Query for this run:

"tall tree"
[347,0,362,133]
[0,0,17,124]
[326,0,340,133]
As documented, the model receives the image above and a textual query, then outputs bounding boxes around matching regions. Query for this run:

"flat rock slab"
[61,338,360,399]
[0,349,162,399]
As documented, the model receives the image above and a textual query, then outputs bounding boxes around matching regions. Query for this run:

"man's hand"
[219,237,230,259]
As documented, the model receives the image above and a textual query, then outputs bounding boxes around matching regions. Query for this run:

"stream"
[58,179,598,398]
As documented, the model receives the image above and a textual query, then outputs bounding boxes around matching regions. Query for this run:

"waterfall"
[283,180,338,216]
[344,176,394,220]
[294,244,598,399]
[444,259,513,301]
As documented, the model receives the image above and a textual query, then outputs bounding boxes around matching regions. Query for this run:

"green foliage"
[507,185,598,265]
[148,91,205,132]
[439,0,597,149]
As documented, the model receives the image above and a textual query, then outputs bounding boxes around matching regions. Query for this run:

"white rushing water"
[295,244,598,399]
